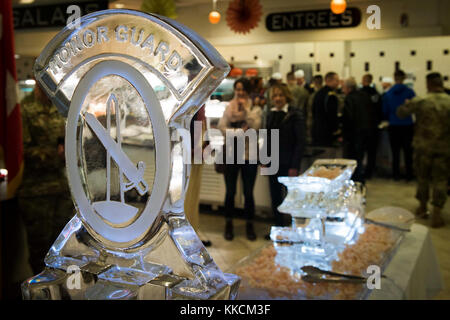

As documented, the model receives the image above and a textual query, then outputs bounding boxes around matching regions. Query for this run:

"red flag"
[0,0,23,200]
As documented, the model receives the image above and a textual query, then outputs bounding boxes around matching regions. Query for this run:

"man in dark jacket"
[342,78,371,183]
[311,72,340,158]
[382,70,416,180]
[360,74,382,179]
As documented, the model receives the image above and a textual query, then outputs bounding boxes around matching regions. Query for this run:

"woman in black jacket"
[265,83,306,229]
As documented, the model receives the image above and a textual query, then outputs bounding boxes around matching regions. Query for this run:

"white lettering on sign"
[36,8,49,26]
[51,7,66,25]
[282,15,294,29]
[305,13,315,28]
[22,9,35,26]
[329,13,340,27]
[271,15,282,30]
[48,25,183,76]
[268,10,358,31]
[341,10,353,26]
[317,11,327,28]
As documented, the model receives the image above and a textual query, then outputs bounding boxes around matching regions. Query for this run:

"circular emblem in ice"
[66,60,170,249]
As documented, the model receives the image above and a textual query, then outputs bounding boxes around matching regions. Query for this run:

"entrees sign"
[266,8,362,32]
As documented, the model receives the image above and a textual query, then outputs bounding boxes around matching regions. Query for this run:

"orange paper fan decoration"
[226,0,263,34]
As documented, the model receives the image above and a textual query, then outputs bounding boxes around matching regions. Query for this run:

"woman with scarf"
[218,77,262,241]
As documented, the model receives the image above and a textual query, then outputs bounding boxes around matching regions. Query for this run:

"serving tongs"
[301,265,385,284]
[272,238,304,245]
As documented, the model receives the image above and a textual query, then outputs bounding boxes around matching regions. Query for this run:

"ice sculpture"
[21,9,239,300]
[270,159,366,272]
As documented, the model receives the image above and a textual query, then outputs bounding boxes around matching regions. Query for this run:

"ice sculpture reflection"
[21,9,239,300]
[270,159,366,274]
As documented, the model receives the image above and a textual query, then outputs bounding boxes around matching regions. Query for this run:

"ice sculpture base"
[21,215,240,300]
[269,210,365,274]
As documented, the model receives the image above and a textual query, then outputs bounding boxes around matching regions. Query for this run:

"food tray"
[230,224,405,300]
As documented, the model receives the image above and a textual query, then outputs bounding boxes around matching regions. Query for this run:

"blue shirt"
[382,83,415,126]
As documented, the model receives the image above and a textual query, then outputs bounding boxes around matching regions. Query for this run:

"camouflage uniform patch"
[18,94,74,273]
[288,84,310,112]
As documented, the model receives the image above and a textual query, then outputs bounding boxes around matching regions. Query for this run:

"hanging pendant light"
[209,0,221,24]
[330,0,347,15]
[209,11,221,24]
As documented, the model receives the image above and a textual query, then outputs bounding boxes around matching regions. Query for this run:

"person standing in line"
[286,71,300,107]
[311,72,340,158]
[264,72,283,111]
[218,78,262,241]
[288,69,310,113]
[306,75,323,144]
[341,78,372,183]
[309,75,324,94]
[309,75,324,95]
[360,74,382,179]
[250,77,267,124]
[250,76,265,101]
[397,73,450,228]
[381,77,394,94]
[260,73,281,128]
[382,70,416,180]
[265,84,306,234]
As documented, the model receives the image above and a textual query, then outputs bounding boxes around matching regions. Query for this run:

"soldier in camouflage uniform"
[18,83,73,273]
[397,73,450,228]
[286,70,310,113]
